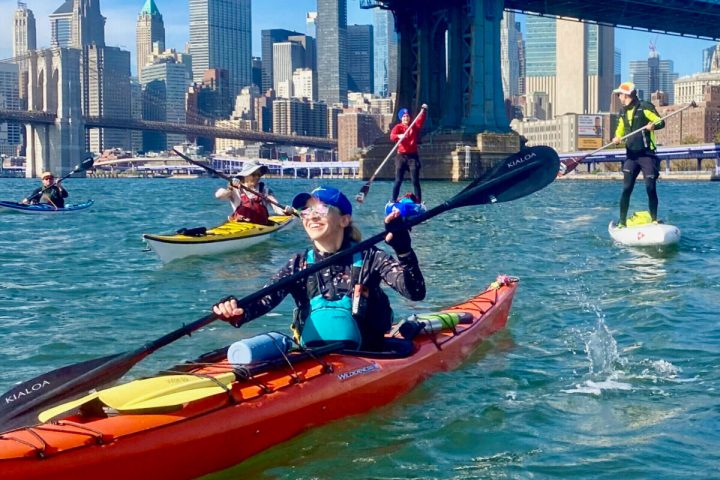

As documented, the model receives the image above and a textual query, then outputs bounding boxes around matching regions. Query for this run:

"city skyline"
[0,0,717,81]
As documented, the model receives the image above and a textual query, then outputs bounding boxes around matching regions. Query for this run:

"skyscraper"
[524,16,614,118]
[702,45,718,73]
[317,0,347,106]
[188,0,251,102]
[261,29,302,93]
[142,57,191,151]
[13,2,36,106]
[13,2,36,60]
[347,24,373,94]
[50,0,105,49]
[629,51,678,104]
[500,11,520,99]
[136,0,165,82]
[273,41,305,98]
[87,45,132,152]
[0,63,21,156]
[372,8,396,98]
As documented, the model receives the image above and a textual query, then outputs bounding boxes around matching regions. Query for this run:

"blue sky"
[0,1,716,81]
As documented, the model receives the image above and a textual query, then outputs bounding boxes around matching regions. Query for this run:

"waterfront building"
[317,0,347,106]
[511,113,614,154]
[337,111,391,161]
[656,85,720,145]
[188,0,251,103]
[347,24,374,94]
[136,0,165,82]
[674,70,720,105]
[0,63,21,157]
[614,48,622,89]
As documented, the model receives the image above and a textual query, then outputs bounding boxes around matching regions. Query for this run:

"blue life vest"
[299,249,364,349]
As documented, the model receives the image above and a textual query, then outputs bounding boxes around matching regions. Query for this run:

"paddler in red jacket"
[389,104,427,203]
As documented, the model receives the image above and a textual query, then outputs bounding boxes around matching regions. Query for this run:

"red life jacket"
[231,185,270,225]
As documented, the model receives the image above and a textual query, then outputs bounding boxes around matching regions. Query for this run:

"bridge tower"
[25,48,85,178]
[361,0,519,182]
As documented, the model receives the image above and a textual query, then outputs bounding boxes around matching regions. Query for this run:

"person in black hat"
[214,159,284,225]
[212,186,426,352]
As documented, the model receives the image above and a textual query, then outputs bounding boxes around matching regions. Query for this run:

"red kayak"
[0,276,517,479]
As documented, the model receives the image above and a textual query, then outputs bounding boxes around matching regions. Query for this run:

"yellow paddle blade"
[38,391,101,423]
[37,371,237,421]
[100,372,236,412]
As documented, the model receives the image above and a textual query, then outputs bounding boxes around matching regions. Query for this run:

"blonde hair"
[345,221,362,242]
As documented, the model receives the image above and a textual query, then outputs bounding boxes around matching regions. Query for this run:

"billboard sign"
[578,115,603,137]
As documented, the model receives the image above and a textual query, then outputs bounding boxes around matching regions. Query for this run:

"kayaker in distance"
[21,171,68,209]
[213,186,426,352]
[389,104,427,203]
[612,81,665,228]
[214,159,286,225]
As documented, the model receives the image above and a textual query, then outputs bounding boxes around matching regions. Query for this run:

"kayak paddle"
[172,148,299,217]
[0,145,558,432]
[355,105,426,204]
[23,156,95,204]
[558,101,697,176]
[38,341,345,422]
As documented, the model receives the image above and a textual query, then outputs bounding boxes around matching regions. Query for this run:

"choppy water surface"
[1,177,718,479]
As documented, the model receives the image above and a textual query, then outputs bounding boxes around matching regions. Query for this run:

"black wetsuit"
[617,99,665,223]
[25,185,68,208]
[234,240,426,351]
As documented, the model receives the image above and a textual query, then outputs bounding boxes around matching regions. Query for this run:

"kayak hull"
[0,200,94,214]
[143,215,294,263]
[0,278,517,479]
[608,221,681,246]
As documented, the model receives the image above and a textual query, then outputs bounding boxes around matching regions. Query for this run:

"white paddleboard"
[608,221,680,246]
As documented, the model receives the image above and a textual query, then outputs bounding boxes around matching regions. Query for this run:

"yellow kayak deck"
[143,215,294,244]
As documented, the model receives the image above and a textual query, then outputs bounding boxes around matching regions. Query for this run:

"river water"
[1,176,718,479]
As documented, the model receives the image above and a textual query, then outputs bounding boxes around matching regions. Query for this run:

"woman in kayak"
[21,171,68,208]
[215,159,285,225]
[213,186,426,352]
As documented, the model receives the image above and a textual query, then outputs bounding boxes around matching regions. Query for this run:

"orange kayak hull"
[0,279,516,479]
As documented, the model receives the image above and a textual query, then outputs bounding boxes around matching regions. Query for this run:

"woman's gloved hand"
[384,210,411,255]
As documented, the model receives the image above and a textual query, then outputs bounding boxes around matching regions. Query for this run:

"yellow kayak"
[143,215,294,263]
